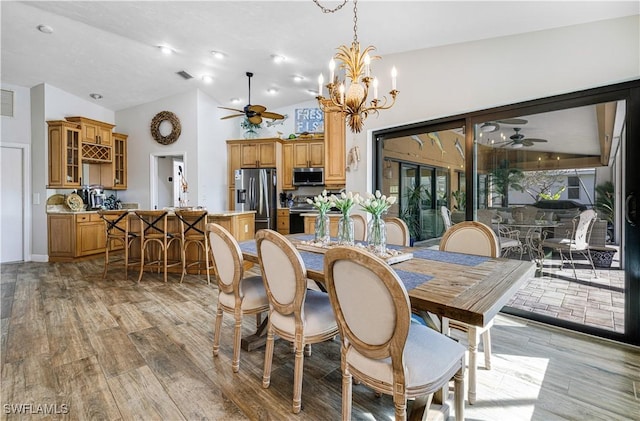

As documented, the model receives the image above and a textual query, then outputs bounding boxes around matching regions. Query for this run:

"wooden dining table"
[238,234,536,408]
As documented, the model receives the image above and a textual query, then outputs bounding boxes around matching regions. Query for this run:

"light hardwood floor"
[1,259,639,420]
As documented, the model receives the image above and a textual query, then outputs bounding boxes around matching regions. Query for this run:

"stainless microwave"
[293,167,324,186]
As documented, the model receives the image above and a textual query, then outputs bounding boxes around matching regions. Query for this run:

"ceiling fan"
[479,118,529,133]
[496,127,548,148]
[219,72,285,125]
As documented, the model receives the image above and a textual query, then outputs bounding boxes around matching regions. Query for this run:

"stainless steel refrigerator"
[234,168,277,231]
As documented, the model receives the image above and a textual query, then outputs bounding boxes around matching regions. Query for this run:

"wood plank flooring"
[1,258,639,420]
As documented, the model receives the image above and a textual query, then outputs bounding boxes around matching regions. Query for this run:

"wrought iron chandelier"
[314,0,398,133]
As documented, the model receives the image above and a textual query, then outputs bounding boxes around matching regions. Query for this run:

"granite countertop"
[46,205,255,217]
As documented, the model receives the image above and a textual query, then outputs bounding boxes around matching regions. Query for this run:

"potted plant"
[451,190,466,223]
[400,183,427,243]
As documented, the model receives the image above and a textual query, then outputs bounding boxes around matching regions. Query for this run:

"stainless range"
[288,204,314,233]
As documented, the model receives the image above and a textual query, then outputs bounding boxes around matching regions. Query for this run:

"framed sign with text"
[295,108,324,133]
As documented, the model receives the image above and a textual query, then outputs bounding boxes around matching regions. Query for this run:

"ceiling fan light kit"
[218,72,285,125]
[314,0,398,133]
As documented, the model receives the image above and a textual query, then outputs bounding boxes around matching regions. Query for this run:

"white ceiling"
[2,1,638,112]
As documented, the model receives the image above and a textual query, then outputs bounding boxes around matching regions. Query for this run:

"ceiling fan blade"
[525,138,548,142]
[248,104,266,113]
[218,107,244,113]
[261,111,285,120]
[248,115,262,125]
[220,114,244,120]
[496,118,528,125]
[522,140,534,146]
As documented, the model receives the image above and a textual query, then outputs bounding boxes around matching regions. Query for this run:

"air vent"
[1,89,14,117]
[176,70,193,80]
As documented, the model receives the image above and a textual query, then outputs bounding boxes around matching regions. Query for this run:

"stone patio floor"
[505,248,625,333]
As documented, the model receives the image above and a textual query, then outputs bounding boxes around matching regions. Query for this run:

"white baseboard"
[30,254,49,263]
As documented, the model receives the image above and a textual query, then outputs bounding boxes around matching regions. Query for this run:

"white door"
[1,146,24,262]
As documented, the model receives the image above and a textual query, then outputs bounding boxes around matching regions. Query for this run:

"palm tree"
[490,159,524,207]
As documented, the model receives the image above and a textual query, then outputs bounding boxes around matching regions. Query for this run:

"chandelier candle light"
[314,0,398,133]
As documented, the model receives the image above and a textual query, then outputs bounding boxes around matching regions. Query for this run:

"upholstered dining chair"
[351,213,367,242]
[384,217,410,246]
[541,209,598,278]
[324,246,465,421]
[207,223,269,373]
[255,229,339,414]
[439,220,499,404]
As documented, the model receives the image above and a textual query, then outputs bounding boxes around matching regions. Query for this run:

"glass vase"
[243,128,259,139]
[367,214,386,255]
[315,213,330,245]
[337,213,355,246]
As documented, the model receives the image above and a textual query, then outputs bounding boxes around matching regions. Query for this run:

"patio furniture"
[440,206,452,231]
[324,246,465,420]
[541,209,598,278]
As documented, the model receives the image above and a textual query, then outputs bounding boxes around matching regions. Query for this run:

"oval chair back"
[440,221,499,258]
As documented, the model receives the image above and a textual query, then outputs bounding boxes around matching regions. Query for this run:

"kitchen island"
[302,212,343,237]
[47,207,255,269]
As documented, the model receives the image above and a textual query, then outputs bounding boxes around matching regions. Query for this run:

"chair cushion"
[346,323,465,393]
[499,236,520,248]
[218,275,268,310]
[270,290,337,337]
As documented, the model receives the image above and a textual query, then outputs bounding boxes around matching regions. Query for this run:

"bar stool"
[98,210,137,280]
[175,209,212,284]
[134,210,182,283]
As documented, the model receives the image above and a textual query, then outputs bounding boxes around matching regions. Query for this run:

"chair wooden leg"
[179,241,187,284]
[392,391,407,421]
[262,324,274,388]
[292,338,305,414]
[212,304,223,357]
[232,311,242,373]
[342,367,352,421]
[454,364,465,420]
[137,240,145,283]
[102,239,109,280]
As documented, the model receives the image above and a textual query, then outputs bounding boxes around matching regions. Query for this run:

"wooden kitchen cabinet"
[293,141,324,168]
[282,139,324,190]
[277,208,290,235]
[101,132,127,189]
[240,141,277,168]
[48,212,122,261]
[48,214,76,258]
[322,101,347,188]
[66,116,115,146]
[226,138,283,209]
[75,213,107,256]
[47,120,82,188]
[282,143,294,190]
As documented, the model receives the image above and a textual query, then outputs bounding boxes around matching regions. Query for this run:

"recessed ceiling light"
[210,50,225,59]
[267,88,278,94]
[158,45,174,55]
[292,75,304,82]
[37,24,53,34]
[89,93,103,100]
[230,97,241,104]
[271,54,285,63]
[202,75,213,84]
